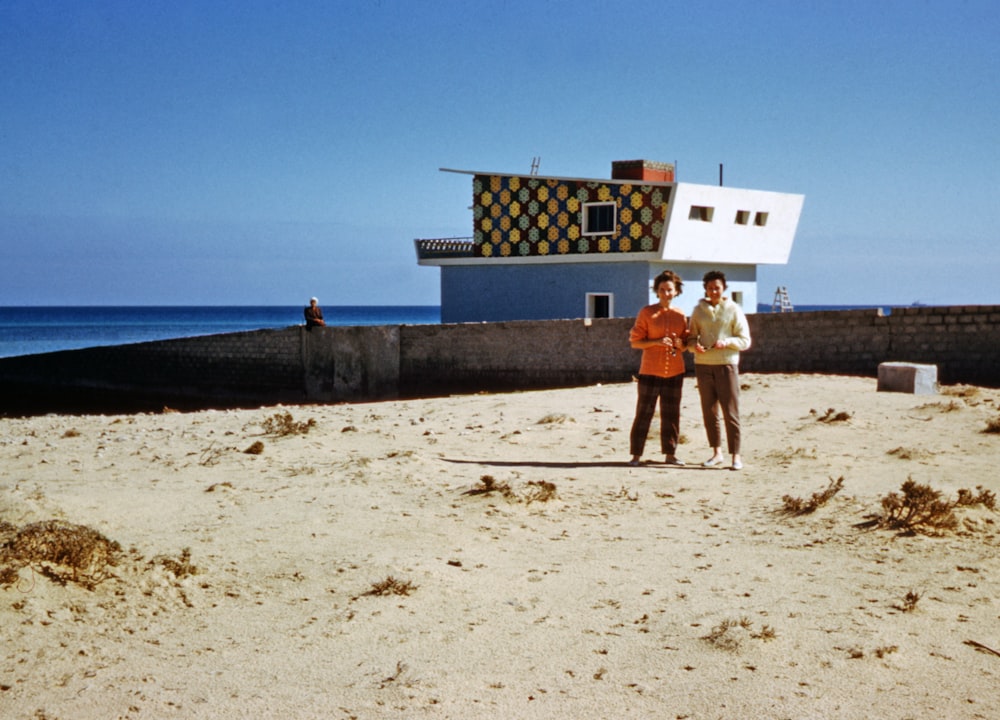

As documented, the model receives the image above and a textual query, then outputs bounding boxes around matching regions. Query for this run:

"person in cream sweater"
[689,271,751,470]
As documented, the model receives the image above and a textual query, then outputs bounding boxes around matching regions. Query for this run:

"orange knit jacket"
[629,304,689,378]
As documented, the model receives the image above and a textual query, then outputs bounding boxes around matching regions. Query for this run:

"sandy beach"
[2,373,999,719]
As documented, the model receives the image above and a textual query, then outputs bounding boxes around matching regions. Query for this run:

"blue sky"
[2,0,997,307]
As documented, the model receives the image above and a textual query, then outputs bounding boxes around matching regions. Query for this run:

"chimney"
[611,159,675,183]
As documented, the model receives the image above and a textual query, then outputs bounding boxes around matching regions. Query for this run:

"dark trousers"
[630,373,684,457]
[694,364,741,454]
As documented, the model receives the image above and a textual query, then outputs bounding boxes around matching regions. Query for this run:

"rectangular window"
[688,205,714,222]
[586,293,613,319]
[582,202,616,236]
[754,211,769,226]
[735,210,750,225]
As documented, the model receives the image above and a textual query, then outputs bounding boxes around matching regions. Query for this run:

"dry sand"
[2,373,999,719]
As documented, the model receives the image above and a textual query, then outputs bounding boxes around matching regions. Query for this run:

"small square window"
[583,202,616,236]
[735,210,750,225]
[754,211,769,227]
[688,205,714,222]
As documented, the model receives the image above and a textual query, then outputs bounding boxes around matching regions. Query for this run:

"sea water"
[0,306,441,358]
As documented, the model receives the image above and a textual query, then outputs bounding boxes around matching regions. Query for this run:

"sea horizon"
[0,302,926,359]
[0,305,441,359]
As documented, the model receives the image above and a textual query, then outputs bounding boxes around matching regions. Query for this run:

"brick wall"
[1,306,997,414]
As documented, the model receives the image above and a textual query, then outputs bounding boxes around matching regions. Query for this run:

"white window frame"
[582,202,617,236]
[586,292,614,319]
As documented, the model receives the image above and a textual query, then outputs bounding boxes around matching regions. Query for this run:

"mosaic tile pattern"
[472,174,669,257]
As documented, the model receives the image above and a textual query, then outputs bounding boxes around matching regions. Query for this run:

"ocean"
[0,303,903,359]
[0,306,441,359]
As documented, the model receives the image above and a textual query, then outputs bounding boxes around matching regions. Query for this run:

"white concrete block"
[877,362,938,394]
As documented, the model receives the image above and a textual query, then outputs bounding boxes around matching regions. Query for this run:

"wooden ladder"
[771,286,793,313]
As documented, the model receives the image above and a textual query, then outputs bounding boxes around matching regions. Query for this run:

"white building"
[415,160,804,322]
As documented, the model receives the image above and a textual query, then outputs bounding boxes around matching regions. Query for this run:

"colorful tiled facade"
[472,174,670,258]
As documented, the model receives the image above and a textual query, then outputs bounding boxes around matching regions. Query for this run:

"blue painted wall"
[440,262,652,323]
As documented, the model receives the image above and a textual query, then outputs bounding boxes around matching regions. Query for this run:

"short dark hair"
[702,270,727,289]
[653,270,683,295]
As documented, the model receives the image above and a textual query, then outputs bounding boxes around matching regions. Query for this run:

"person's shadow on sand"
[443,458,716,469]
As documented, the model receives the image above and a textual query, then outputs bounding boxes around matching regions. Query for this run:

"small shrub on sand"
[815,408,851,423]
[524,480,557,505]
[0,520,122,589]
[858,479,995,534]
[955,485,996,510]
[537,413,573,425]
[983,416,1000,434]
[780,476,844,516]
[462,475,516,500]
[701,617,775,651]
[150,547,199,579]
[893,590,921,612]
[260,412,316,436]
[877,479,957,533]
[365,576,416,597]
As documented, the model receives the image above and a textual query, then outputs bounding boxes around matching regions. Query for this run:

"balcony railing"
[414,237,475,259]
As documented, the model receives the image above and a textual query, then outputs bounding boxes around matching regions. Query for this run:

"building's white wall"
[643,263,758,317]
[662,184,803,265]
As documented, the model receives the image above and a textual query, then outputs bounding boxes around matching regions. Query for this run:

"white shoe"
[731,460,743,471]
[703,456,724,467]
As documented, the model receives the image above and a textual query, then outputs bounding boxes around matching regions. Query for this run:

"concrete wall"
[398,318,638,396]
[1,305,997,415]
[743,305,1000,386]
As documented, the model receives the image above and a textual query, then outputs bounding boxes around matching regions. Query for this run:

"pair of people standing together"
[628,270,751,471]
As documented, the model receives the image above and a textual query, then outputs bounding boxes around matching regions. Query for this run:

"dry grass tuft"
[955,485,996,510]
[260,412,316,436]
[858,479,995,534]
[887,446,932,461]
[874,479,957,533]
[815,408,852,423]
[0,519,122,589]
[983,416,1000,434]
[199,442,227,466]
[894,590,921,613]
[366,575,417,597]
[537,413,573,425]
[462,475,516,500]
[941,385,980,399]
[150,547,199,578]
[524,480,557,505]
[856,478,996,533]
[780,476,844,516]
[701,616,774,651]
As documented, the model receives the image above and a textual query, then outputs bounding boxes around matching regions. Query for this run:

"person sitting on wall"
[304,297,326,329]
